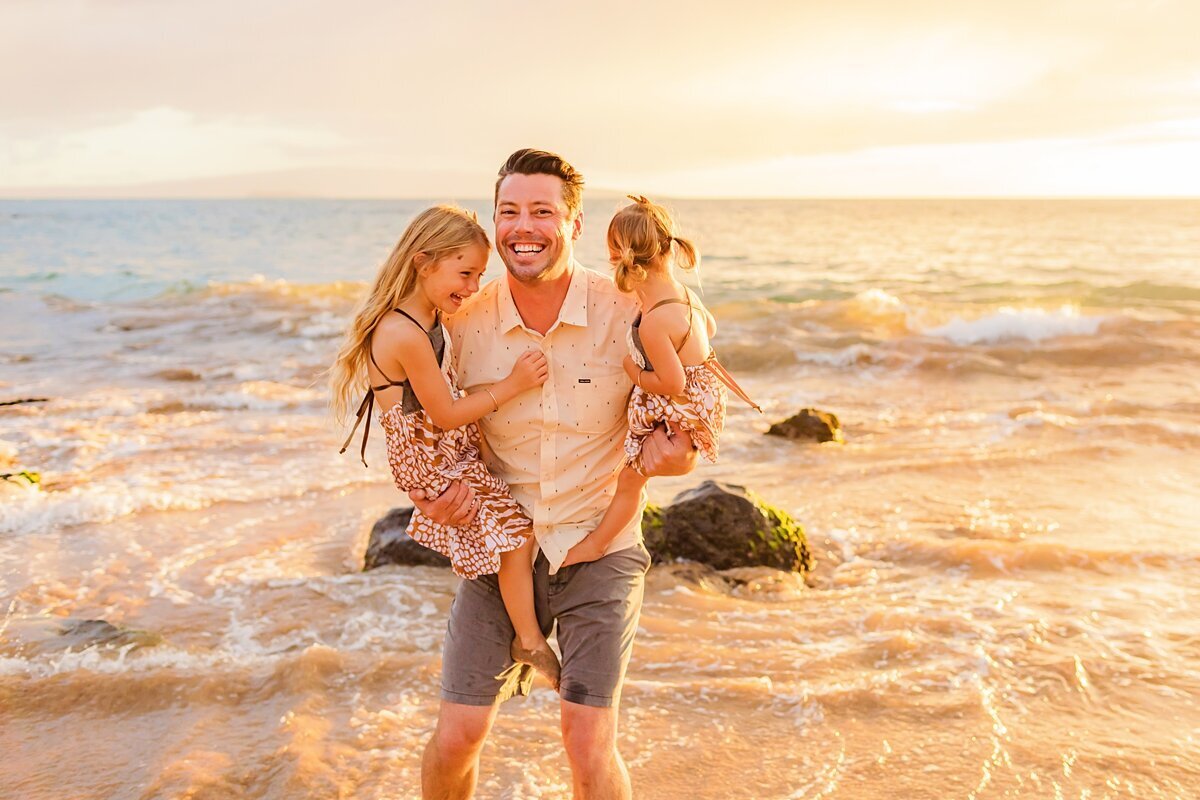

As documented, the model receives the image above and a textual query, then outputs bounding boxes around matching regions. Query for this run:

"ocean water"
[1,198,1198,798]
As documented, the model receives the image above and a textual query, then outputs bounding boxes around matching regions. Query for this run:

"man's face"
[494,173,582,282]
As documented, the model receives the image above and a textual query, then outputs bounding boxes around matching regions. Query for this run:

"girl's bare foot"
[511,638,561,691]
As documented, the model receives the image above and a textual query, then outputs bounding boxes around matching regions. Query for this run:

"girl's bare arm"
[380,325,547,429]
[623,310,688,396]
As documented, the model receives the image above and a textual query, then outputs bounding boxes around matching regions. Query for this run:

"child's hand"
[561,534,606,567]
[508,349,549,391]
[622,355,641,382]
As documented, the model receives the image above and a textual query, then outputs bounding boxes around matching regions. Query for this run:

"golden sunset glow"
[2,1,1198,197]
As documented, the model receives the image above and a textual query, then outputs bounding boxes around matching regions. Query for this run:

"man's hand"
[640,421,698,477]
[409,482,478,526]
[561,534,607,567]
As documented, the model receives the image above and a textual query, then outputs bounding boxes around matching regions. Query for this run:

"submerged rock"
[766,407,844,443]
[642,480,812,573]
[647,562,810,598]
[363,507,451,570]
[646,561,732,593]
[153,368,202,382]
[0,616,160,656]
[55,618,162,652]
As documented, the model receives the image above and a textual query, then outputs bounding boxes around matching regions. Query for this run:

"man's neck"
[507,260,575,335]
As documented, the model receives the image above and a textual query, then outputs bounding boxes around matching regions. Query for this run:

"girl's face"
[420,243,489,315]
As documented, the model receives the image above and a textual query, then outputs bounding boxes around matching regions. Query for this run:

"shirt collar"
[498,260,590,334]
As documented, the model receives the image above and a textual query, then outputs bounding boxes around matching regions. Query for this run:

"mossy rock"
[363,507,452,570]
[766,408,844,443]
[641,480,812,573]
[1,470,41,487]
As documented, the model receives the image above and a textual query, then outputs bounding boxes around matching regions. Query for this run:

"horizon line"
[3,194,1199,202]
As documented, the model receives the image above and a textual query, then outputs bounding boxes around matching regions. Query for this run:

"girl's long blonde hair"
[329,204,489,424]
[608,195,699,293]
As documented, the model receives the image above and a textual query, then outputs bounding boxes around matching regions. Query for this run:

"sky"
[2,0,1199,198]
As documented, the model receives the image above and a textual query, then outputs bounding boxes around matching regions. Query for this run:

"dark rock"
[766,408,844,443]
[0,397,49,407]
[642,480,813,573]
[363,507,451,570]
[147,401,188,415]
[154,368,202,382]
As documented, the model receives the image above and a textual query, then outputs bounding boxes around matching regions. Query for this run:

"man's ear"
[571,211,584,242]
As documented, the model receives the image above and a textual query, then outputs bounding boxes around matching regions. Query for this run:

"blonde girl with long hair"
[331,204,561,686]
[563,196,761,564]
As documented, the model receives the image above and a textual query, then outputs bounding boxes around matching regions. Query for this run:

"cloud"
[625,133,1200,197]
[1,108,348,186]
[2,0,1199,195]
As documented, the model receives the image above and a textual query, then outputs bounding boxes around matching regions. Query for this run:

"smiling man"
[413,149,697,799]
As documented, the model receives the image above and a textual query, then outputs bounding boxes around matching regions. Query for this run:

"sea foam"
[924,306,1106,345]
[0,465,385,536]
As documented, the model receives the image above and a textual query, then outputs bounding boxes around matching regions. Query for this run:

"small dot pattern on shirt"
[445,267,640,566]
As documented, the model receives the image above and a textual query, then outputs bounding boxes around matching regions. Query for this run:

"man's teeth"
[513,244,545,253]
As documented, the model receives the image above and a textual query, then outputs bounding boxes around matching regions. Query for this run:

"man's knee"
[561,702,617,770]
[431,702,494,763]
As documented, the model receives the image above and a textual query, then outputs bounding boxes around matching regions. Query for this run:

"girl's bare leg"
[588,468,648,547]
[498,539,560,688]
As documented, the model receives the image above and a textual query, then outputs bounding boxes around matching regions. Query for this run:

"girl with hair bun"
[563,195,761,564]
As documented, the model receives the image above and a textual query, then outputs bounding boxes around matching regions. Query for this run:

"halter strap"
[338,308,440,467]
[393,307,438,332]
[643,288,695,354]
[339,390,377,467]
[704,352,763,413]
[367,346,405,390]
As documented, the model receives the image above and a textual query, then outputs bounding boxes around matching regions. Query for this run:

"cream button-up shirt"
[447,263,643,573]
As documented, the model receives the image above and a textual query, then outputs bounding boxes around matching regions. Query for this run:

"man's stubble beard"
[500,247,573,285]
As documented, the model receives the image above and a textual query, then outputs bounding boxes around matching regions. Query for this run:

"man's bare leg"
[422,701,499,800]
[560,700,630,800]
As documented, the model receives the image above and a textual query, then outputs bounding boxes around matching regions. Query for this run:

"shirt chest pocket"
[568,365,632,434]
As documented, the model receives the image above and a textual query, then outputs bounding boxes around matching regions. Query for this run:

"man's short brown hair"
[494,148,585,217]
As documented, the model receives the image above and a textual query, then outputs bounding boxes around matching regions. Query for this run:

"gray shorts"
[440,541,651,708]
